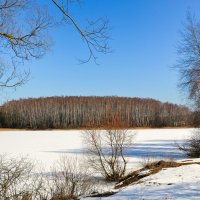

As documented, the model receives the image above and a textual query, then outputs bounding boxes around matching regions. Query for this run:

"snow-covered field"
[0,128,193,170]
[88,163,200,200]
[0,128,200,199]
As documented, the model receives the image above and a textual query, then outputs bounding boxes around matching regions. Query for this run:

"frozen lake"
[0,128,194,172]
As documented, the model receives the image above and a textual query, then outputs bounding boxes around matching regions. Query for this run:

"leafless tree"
[0,0,110,90]
[176,11,200,105]
[83,129,134,181]
[176,11,200,152]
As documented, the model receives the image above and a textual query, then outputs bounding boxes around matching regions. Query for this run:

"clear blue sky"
[2,0,200,105]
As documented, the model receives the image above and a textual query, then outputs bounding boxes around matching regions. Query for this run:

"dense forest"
[0,96,193,129]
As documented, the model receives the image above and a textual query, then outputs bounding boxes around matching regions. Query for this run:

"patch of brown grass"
[0,128,25,131]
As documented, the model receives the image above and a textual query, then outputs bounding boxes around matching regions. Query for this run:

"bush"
[48,156,95,200]
[0,155,96,200]
[83,129,134,181]
[140,156,158,169]
[0,155,45,200]
[178,129,200,158]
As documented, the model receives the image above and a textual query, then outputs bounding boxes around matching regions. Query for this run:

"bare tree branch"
[0,0,52,90]
[0,0,111,91]
[0,60,29,89]
[51,0,111,64]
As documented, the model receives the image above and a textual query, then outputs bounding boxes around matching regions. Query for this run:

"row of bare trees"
[0,96,192,129]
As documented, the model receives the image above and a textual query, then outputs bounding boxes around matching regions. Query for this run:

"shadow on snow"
[41,139,186,160]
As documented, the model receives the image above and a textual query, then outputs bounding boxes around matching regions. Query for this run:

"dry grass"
[0,127,193,131]
[0,128,25,131]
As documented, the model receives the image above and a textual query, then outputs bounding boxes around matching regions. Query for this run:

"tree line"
[0,96,193,129]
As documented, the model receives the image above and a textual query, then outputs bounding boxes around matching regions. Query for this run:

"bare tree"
[0,0,110,90]
[83,129,134,181]
[175,11,200,155]
[176,11,200,104]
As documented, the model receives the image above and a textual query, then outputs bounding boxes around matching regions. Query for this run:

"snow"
[0,128,199,199]
[143,163,200,185]
[87,163,200,200]
[0,128,192,171]
[0,130,83,171]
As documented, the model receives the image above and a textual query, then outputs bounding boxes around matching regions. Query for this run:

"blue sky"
[2,0,200,105]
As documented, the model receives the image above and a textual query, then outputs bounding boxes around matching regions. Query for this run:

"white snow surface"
[0,128,192,171]
[87,163,200,200]
[0,128,200,199]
